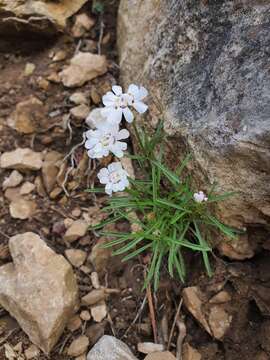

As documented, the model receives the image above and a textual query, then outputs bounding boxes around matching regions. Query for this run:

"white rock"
[2,170,23,190]
[137,343,165,354]
[0,148,43,171]
[59,52,107,88]
[86,335,138,360]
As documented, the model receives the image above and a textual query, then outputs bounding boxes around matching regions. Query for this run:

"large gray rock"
[118,0,270,257]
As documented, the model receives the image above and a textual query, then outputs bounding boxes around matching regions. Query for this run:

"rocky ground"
[0,1,270,360]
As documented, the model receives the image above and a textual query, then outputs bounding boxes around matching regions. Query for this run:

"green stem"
[132,121,145,155]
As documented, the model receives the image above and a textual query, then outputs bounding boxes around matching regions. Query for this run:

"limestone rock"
[8,96,45,134]
[70,92,88,105]
[82,289,106,306]
[86,335,138,360]
[42,151,63,193]
[0,0,88,35]
[70,104,90,120]
[2,170,23,190]
[65,249,87,268]
[67,335,89,357]
[208,305,232,339]
[182,287,211,335]
[209,291,231,304]
[24,344,40,360]
[20,182,35,195]
[137,343,165,354]
[67,315,82,332]
[72,13,95,38]
[59,52,107,88]
[145,352,176,360]
[88,237,112,273]
[118,0,270,253]
[52,50,67,62]
[63,220,88,243]
[90,300,107,322]
[24,63,36,77]
[0,232,78,354]
[9,199,36,220]
[0,148,43,171]
[182,343,201,360]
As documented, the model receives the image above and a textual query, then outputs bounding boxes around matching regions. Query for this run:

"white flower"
[85,108,108,130]
[97,162,129,195]
[85,125,129,159]
[101,84,148,124]
[127,84,148,114]
[193,191,208,203]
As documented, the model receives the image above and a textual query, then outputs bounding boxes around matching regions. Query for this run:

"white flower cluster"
[193,191,208,203]
[84,84,148,195]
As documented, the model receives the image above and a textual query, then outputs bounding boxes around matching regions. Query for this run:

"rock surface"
[0,232,78,353]
[9,198,36,219]
[182,343,201,360]
[145,352,176,360]
[0,148,43,171]
[2,170,23,190]
[8,96,45,134]
[182,287,211,335]
[118,0,270,253]
[59,52,107,88]
[0,0,88,35]
[137,343,164,354]
[67,335,89,357]
[86,335,138,360]
[64,220,88,243]
[65,249,87,268]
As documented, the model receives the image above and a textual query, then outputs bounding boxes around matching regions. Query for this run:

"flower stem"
[132,121,145,155]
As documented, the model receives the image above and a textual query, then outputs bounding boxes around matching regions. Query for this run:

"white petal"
[85,137,99,149]
[138,86,148,100]
[116,129,130,140]
[117,178,129,191]
[128,84,139,98]
[108,162,122,172]
[112,85,123,95]
[133,101,148,114]
[112,183,121,192]
[123,107,134,123]
[98,168,109,179]
[105,183,113,195]
[110,144,124,158]
[110,109,123,123]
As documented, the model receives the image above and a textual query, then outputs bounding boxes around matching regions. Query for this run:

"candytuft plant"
[84,84,236,290]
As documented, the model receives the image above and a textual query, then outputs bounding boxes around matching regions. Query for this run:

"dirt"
[0,1,270,360]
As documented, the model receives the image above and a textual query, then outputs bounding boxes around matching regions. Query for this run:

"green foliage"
[92,0,105,14]
[88,122,237,291]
